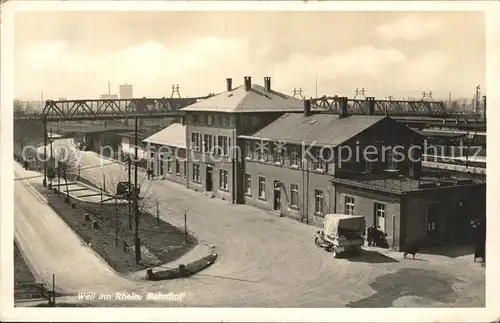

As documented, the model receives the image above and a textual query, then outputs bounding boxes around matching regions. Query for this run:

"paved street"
[14,147,485,307]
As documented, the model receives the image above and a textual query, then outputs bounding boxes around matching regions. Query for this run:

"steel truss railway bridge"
[13,94,486,187]
[15,95,485,121]
[15,94,486,134]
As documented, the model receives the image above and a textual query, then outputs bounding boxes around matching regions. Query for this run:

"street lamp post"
[133,117,141,264]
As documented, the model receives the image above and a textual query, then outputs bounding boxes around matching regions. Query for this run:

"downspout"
[306,157,310,225]
[186,114,190,189]
[333,182,337,213]
[231,119,236,204]
[233,116,239,204]
[392,214,396,248]
[232,155,236,204]
[301,155,306,223]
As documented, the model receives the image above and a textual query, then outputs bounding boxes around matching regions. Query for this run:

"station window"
[175,160,180,176]
[345,196,355,215]
[192,163,200,182]
[258,176,266,200]
[315,190,324,215]
[245,142,253,159]
[374,203,386,232]
[245,174,252,196]
[219,169,228,190]
[166,157,172,173]
[290,146,300,167]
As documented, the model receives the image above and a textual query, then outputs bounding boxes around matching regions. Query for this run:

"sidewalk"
[13,162,136,294]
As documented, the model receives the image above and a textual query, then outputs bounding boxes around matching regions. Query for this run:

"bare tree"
[104,157,158,263]
[13,99,24,112]
[53,140,79,202]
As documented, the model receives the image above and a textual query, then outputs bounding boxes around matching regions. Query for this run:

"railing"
[333,167,483,193]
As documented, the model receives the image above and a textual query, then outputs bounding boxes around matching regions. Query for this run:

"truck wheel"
[332,248,339,258]
[314,237,322,247]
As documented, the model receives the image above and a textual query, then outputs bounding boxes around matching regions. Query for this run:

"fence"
[15,274,57,306]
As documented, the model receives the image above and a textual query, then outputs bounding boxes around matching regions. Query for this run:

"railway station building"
[145,76,486,250]
[237,100,486,249]
[178,76,305,201]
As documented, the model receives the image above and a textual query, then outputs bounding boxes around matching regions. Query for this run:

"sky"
[14,11,485,101]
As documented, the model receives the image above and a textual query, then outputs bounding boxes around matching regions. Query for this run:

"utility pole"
[52,274,56,306]
[155,199,160,226]
[128,152,132,230]
[184,209,188,243]
[134,117,141,264]
[43,117,47,187]
[315,73,318,98]
[475,85,481,122]
[353,88,366,100]
[483,95,487,123]
[171,84,181,98]
[115,197,118,246]
[49,127,53,164]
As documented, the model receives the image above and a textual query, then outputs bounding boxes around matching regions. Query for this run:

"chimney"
[304,99,311,117]
[339,97,348,118]
[244,76,252,91]
[367,97,375,115]
[264,77,271,92]
[108,81,111,95]
[226,78,232,92]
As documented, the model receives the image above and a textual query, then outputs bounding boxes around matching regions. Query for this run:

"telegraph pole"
[43,116,47,187]
[128,149,132,230]
[115,198,119,246]
[49,127,53,163]
[134,116,141,264]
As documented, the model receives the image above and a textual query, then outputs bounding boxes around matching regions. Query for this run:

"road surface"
[14,148,486,307]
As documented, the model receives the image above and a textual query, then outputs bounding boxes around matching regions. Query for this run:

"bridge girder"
[311,96,480,118]
[39,96,210,120]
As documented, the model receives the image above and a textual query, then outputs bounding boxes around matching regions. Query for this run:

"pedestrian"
[367,225,375,246]
[147,169,151,180]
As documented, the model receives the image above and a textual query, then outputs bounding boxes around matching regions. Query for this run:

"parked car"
[116,182,140,199]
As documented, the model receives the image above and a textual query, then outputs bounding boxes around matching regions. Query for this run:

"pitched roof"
[238,113,387,147]
[181,84,306,113]
[143,123,186,148]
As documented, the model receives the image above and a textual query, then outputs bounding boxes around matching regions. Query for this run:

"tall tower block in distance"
[119,83,134,99]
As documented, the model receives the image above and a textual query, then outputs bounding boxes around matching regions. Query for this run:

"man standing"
[367,225,376,246]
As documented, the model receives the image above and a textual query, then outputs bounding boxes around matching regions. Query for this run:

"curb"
[14,166,48,203]
[146,253,218,281]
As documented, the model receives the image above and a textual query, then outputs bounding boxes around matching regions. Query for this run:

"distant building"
[119,83,133,99]
[99,94,119,100]
[58,97,67,101]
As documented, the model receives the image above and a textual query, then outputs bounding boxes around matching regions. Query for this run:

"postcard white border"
[1,1,499,322]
